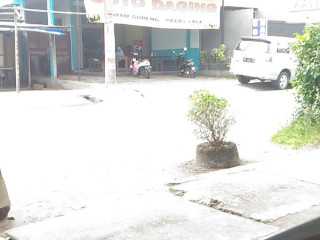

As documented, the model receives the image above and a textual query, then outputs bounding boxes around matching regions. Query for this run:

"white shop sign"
[84,0,222,29]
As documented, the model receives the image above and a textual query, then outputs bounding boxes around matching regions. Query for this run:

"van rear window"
[277,42,290,53]
[236,40,270,53]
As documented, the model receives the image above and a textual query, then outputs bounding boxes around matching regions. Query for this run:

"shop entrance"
[82,23,152,73]
[81,24,199,73]
[28,32,72,77]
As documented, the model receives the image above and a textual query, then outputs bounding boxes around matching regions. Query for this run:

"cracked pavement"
[1,76,320,239]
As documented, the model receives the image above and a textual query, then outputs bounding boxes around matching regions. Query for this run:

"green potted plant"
[211,44,228,70]
[199,50,211,70]
[187,90,240,169]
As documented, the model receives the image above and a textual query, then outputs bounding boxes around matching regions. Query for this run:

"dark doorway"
[28,32,71,77]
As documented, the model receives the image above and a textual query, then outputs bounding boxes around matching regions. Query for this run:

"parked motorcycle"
[130,46,152,79]
[173,47,196,78]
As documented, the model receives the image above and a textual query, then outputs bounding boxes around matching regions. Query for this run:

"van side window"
[277,42,290,53]
[236,40,270,53]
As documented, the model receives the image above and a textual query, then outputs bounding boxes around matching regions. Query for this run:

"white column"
[47,0,57,79]
[14,5,20,93]
[104,0,116,86]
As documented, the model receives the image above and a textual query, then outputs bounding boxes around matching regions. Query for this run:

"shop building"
[0,0,72,90]
[74,0,310,74]
[0,0,317,89]
[202,0,306,55]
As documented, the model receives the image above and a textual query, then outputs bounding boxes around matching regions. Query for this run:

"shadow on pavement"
[237,81,293,92]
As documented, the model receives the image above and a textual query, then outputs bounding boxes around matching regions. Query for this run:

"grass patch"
[272,116,320,148]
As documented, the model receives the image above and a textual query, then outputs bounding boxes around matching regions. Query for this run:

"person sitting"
[135,46,143,58]
[116,45,125,57]
[116,45,125,68]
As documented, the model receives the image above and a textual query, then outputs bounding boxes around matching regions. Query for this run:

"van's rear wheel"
[237,75,251,84]
[275,72,290,90]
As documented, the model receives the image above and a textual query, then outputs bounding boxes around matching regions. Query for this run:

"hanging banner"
[84,0,222,29]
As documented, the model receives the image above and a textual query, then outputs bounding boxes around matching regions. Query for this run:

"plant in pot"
[199,50,211,70]
[211,44,228,70]
[187,90,240,169]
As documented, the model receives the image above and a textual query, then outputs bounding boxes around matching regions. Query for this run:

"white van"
[230,36,297,90]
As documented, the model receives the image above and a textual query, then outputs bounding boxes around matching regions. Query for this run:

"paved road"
[1,76,319,239]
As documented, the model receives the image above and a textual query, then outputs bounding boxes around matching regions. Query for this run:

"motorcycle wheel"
[145,71,150,79]
[186,66,195,78]
[139,68,146,78]
[190,68,195,78]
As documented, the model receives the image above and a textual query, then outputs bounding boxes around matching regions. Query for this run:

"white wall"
[225,0,297,21]
[0,0,13,7]
[290,9,320,23]
[201,9,253,53]
[226,0,316,24]
[225,0,257,9]
[256,1,294,21]
[225,9,253,51]
[289,0,320,23]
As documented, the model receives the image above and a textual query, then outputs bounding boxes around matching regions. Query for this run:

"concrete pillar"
[0,170,10,220]
[104,0,116,85]
[104,22,116,85]
[47,0,57,79]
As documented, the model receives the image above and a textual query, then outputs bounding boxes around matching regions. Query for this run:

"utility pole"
[221,0,225,45]
[14,5,20,93]
[47,0,57,79]
[103,0,116,86]
[76,0,81,82]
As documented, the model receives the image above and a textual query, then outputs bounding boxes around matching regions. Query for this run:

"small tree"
[291,23,320,122]
[211,44,227,64]
[200,45,228,70]
[187,90,235,147]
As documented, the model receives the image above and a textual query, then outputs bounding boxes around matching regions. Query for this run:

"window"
[236,40,270,53]
[277,42,290,54]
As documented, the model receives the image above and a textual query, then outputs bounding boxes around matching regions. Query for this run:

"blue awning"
[0,22,68,35]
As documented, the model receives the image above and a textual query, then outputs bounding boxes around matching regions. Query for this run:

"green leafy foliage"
[211,44,227,64]
[199,44,227,67]
[291,23,320,122]
[273,24,320,148]
[200,50,210,65]
[272,115,320,148]
[187,90,235,146]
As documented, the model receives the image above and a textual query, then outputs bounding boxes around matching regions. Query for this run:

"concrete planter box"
[199,63,234,78]
[199,69,233,78]
[196,142,240,169]
[0,170,10,220]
